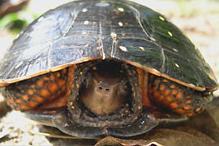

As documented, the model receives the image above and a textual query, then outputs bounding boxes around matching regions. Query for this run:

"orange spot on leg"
[20,105,31,110]
[163,89,170,96]
[166,96,173,102]
[39,89,50,98]
[48,83,58,93]
[21,95,29,101]
[175,108,185,114]
[15,99,23,104]
[58,79,65,87]
[159,84,165,91]
[27,101,38,108]
[27,89,34,95]
[172,89,178,95]
[183,105,192,111]
[32,96,44,103]
[170,85,176,89]
[37,80,44,87]
[176,91,183,99]
[170,102,178,109]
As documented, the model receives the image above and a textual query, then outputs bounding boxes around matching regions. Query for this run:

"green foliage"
[0,10,38,34]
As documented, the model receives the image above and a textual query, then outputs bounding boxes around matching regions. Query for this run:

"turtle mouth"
[67,60,143,128]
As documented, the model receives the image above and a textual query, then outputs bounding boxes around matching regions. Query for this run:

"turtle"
[0,0,218,138]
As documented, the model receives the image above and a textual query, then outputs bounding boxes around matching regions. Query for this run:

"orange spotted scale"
[148,75,207,117]
[3,68,73,111]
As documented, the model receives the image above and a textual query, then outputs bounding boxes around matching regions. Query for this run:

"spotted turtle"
[0,0,217,138]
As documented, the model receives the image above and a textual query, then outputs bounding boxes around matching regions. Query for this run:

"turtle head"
[80,65,127,115]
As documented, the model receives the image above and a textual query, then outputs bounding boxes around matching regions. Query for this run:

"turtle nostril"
[98,86,110,92]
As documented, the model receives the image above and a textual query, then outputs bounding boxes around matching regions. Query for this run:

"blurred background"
[0,0,218,145]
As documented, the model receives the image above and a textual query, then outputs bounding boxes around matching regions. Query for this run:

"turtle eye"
[4,68,71,111]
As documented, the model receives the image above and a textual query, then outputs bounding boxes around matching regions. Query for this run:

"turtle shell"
[0,0,217,92]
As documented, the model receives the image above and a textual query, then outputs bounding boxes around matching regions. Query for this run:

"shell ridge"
[61,6,83,37]
[97,21,105,59]
[127,4,168,73]
[160,48,166,72]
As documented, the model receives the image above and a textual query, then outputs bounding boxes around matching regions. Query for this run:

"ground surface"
[0,0,219,146]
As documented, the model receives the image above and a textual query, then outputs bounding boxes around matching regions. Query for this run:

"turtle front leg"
[148,75,212,117]
[2,67,73,111]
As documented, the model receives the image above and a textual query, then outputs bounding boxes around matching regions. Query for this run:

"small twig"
[28,130,99,140]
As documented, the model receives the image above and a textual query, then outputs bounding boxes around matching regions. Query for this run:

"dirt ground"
[0,0,219,146]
